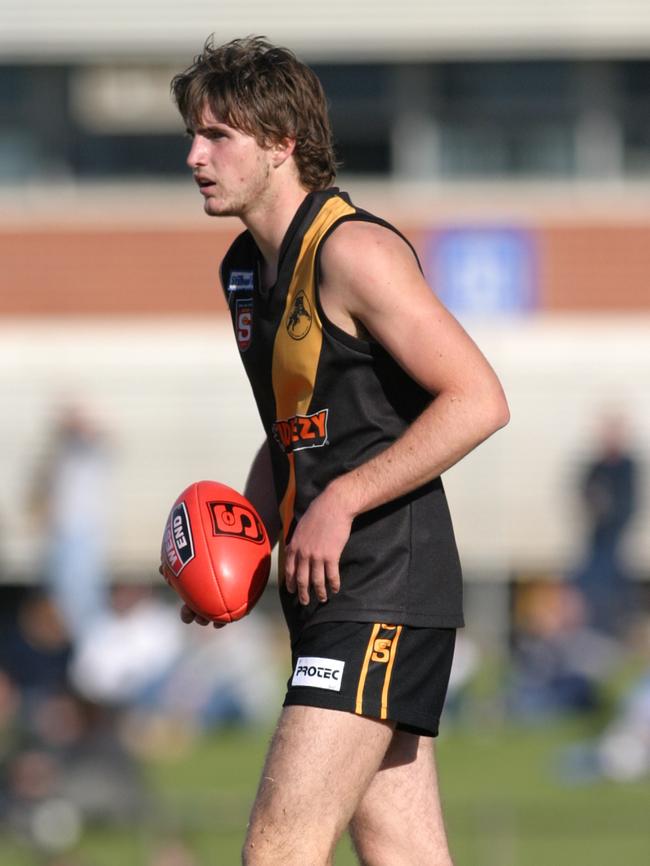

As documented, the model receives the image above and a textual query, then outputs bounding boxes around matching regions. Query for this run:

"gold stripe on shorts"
[355,623,381,715]
[380,625,403,719]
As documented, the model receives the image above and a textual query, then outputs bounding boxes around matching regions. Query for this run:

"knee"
[350,815,453,866]
[242,819,285,866]
[241,834,282,866]
[242,818,335,866]
[241,837,267,866]
[242,843,333,866]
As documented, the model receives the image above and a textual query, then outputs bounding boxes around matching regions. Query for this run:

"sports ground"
[1,714,648,865]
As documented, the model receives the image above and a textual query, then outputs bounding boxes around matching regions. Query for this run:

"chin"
[203,199,221,216]
[203,198,237,218]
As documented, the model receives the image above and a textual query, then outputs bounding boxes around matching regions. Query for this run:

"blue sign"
[426,227,537,315]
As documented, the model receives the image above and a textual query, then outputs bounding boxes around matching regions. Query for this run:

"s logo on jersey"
[272,409,329,453]
[286,290,312,340]
[236,298,253,351]
[209,501,266,544]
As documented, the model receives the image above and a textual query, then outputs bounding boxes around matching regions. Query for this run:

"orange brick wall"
[2,220,649,315]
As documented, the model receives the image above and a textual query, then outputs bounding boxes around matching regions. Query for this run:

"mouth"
[195,177,217,195]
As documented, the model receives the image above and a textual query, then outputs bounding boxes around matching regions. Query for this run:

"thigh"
[244,705,394,865]
[350,729,453,866]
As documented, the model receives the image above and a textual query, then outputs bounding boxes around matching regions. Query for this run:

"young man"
[171,36,509,866]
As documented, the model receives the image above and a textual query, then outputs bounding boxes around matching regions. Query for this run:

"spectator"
[508,580,620,720]
[30,404,112,643]
[69,585,279,738]
[560,668,650,783]
[574,413,640,635]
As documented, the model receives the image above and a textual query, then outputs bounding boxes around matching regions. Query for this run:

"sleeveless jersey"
[220,188,463,639]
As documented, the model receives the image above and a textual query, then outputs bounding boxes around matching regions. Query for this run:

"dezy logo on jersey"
[162,502,195,577]
[292,656,345,692]
[235,298,253,351]
[272,409,329,453]
[209,501,266,544]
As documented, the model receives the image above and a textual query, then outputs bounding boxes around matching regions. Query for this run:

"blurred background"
[1,2,649,864]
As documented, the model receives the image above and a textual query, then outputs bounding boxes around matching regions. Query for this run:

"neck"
[241,183,311,279]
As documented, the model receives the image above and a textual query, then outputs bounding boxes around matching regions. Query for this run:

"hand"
[284,486,354,606]
[159,565,224,629]
[179,603,225,629]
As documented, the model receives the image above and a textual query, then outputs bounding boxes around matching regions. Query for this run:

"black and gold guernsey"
[220,188,463,641]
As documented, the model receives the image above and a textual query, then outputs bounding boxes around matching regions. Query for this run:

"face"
[185,106,274,218]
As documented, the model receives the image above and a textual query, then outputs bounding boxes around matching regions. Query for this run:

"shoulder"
[320,219,417,274]
[319,218,425,316]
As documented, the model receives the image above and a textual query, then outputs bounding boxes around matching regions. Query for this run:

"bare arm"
[284,221,510,605]
[244,439,282,549]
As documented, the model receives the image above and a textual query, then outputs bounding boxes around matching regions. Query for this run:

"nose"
[187,135,207,170]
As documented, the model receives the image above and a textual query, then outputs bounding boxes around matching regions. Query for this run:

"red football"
[160,480,271,623]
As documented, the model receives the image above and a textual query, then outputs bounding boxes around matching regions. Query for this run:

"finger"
[180,604,211,627]
[295,555,311,606]
[180,604,196,624]
[310,558,328,604]
[284,547,297,594]
[325,559,341,595]
[213,621,227,629]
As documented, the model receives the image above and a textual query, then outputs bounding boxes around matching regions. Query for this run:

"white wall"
[446,316,650,577]
[3,1,650,60]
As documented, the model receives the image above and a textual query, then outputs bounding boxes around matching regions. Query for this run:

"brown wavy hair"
[171,36,336,190]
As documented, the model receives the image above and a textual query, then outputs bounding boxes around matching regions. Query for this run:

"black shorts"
[283,621,456,737]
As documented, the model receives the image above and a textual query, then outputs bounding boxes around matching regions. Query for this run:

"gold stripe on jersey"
[355,622,381,715]
[380,625,403,719]
[272,195,355,541]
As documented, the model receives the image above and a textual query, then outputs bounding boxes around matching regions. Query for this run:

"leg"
[242,705,394,866]
[350,729,453,866]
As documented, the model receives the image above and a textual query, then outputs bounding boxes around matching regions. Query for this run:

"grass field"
[1,715,648,865]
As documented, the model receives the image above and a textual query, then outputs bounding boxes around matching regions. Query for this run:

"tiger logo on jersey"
[286,290,312,340]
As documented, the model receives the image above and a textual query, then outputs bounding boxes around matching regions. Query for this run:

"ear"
[270,137,296,168]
